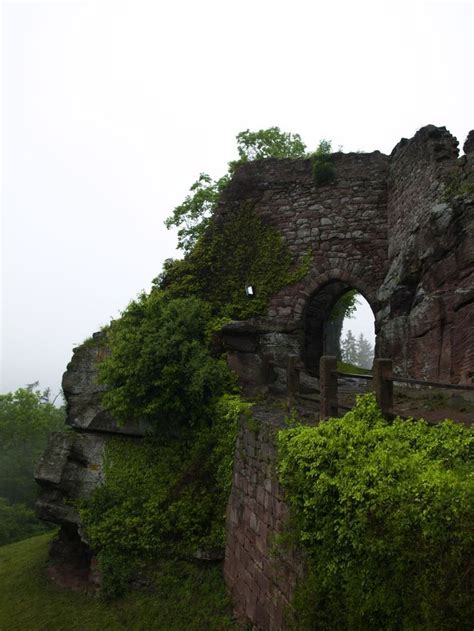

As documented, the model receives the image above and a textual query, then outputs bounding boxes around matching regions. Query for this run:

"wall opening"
[304,281,375,376]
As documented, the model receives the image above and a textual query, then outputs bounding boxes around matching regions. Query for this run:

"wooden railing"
[318,355,474,419]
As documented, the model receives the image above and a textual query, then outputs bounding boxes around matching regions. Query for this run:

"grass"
[0,533,237,631]
[337,360,372,375]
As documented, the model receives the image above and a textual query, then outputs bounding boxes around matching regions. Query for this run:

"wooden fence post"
[319,356,338,419]
[373,358,393,415]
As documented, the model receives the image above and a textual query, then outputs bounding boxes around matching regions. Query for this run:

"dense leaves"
[0,386,65,544]
[311,139,336,186]
[233,127,306,162]
[278,394,474,629]
[159,206,311,321]
[98,294,234,432]
[80,395,249,598]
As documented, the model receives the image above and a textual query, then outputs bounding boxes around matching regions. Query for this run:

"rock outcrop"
[35,332,145,575]
[36,124,473,626]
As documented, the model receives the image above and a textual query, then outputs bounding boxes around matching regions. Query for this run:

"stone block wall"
[224,407,301,630]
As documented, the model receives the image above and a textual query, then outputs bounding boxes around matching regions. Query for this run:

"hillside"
[0,533,237,631]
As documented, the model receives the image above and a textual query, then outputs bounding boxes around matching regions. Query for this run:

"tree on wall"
[164,127,310,253]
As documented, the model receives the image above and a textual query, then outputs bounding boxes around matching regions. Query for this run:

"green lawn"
[0,533,237,631]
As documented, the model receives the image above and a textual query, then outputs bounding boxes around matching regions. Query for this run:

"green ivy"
[277,394,474,630]
[158,205,312,320]
[80,395,251,597]
[98,294,235,431]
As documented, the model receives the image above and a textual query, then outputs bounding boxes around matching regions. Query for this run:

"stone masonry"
[36,125,473,628]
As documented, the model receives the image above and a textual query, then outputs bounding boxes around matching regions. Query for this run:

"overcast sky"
[1,0,472,396]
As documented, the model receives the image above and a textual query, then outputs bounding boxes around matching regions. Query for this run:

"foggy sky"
[1,0,472,396]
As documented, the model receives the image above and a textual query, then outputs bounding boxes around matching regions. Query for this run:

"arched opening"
[304,281,376,376]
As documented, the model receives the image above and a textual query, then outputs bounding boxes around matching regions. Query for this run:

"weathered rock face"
[377,126,474,382]
[35,332,145,573]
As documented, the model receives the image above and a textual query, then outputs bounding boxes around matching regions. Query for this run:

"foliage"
[164,173,230,254]
[0,498,48,546]
[326,290,359,358]
[0,533,237,630]
[233,127,306,163]
[0,386,64,544]
[159,207,312,321]
[98,293,234,431]
[442,171,474,202]
[165,126,307,252]
[277,394,474,629]
[80,395,250,596]
[341,329,373,368]
[336,360,371,376]
[311,139,336,186]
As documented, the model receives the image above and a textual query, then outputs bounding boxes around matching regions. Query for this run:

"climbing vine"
[277,394,474,629]
[80,394,251,599]
[158,205,312,320]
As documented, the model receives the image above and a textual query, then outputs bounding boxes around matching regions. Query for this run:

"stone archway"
[303,280,377,376]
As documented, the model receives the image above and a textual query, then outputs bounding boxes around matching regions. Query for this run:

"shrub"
[278,394,474,630]
[98,294,235,433]
[311,139,335,186]
[80,395,250,596]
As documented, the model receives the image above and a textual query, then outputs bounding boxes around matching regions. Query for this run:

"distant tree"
[341,330,358,365]
[165,127,308,253]
[0,386,64,507]
[356,333,374,369]
[326,291,359,358]
[0,385,65,545]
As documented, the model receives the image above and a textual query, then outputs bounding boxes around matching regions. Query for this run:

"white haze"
[1,0,472,395]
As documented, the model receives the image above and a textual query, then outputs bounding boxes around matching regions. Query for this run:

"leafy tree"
[165,127,308,253]
[164,173,229,254]
[311,139,335,185]
[0,386,64,507]
[0,385,65,545]
[0,498,45,546]
[233,127,306,163]
[326,290,359,358]
[341,329,358,365]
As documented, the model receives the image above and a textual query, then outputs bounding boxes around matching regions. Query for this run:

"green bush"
[311,139,335,186]
[277,394,474,630]
[80,395,250,595]
[158,206,311,320]
[98,294,235,432]
[0,498,48,546]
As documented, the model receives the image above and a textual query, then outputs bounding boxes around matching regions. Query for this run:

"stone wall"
[224,407,301,630]
[36,124,474,628]
[377,126,474,382]
[219,124,474,386]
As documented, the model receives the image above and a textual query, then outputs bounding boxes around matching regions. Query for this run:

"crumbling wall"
[377,126,474,382]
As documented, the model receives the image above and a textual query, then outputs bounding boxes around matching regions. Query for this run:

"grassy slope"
[0,533,236,631]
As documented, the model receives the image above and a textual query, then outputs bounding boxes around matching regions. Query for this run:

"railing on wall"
[318,355,474,420]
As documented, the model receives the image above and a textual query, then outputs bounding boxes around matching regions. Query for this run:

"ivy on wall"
[277,394,474,629]
[158,204,312,321]
[80,394,251,599]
